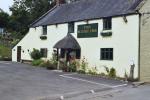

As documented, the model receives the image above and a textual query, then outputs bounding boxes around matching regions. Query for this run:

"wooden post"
[57,48,60,70]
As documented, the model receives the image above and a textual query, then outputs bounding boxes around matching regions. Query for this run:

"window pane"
[76,49,81,59]
[43,26,47,35]
[100,48,113,60]
[103,18,112,30]
[60,49,65,58]
[40,48,47,58]
[68,22,74,33]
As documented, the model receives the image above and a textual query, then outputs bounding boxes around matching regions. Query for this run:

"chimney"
[56,0,65,6]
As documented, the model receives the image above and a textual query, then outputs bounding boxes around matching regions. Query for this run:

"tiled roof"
[31,0,143,27]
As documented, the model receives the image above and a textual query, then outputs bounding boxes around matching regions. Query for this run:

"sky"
[0,0,13,14]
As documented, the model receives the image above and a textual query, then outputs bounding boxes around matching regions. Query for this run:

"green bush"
[79,57,88,73]
[40,60,57,70]
[32,59,43,66]
[88,67,98,75]
[104,66,116,78]
[50,52,58,66]
[69,61,78,72]
[77,70,86,74]
[0,45,11,61]
[30,49,42,60]
[109,68,116,78]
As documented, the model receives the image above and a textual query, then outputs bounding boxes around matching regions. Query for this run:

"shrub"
[69,60,79,72]
[0,45,11,61]
[40,60,57,70]
[59,60,68,72]
[50,52,58,66]
[30,49,42,60]
[104,66,116,78]
[32,59,43,66]
[88,67,98,75]
[109,68,116,78]
[79,57,88,73]
[77,70,86,74]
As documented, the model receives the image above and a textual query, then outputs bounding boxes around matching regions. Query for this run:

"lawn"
[0,45,12,61]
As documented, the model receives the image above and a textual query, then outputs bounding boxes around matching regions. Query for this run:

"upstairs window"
[103,18,112,30]
[68,22,74,33]
[42,26,47,35]
[40,48,47,58]
[100,48,113,60]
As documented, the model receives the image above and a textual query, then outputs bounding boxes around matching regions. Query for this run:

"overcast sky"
[0,0,13,14]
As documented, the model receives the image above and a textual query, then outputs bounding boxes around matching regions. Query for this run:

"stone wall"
[139,0,150,82]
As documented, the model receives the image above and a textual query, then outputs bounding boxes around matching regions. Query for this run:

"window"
[103,18,112,30]
[101,48,113,60]
[68,22,74,33]
[76,49,81,59]
[42,26,47,35]
[40,48,47,58]
[60,49,65,58]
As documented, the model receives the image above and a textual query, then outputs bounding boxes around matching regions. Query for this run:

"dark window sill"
[101,32,112,37]
[40,35,47,40]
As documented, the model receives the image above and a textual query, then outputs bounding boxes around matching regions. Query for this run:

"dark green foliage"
[0,10,9,29]
[109,67,116,78]
[30,49,42,60]
[32,59,43,66]
[0,45,12,61]
[7,0,56,39]
[77,70,86,74]
[40,60,57,70]
[69,61,77,72]
[104,66,116,78]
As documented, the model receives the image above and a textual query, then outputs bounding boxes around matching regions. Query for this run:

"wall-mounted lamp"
[123,16,128,23]
[55,24,58,28]
[85,20,89,24]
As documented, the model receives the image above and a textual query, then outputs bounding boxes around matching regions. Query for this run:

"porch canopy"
[53,34,80,49]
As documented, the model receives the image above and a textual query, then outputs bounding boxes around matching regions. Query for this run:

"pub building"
[12,0,150,82]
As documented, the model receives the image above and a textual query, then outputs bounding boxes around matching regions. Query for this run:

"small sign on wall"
[77,23,98,38]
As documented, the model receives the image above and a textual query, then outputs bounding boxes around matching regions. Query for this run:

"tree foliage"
[8,0,55,38]
[0,10,9,29]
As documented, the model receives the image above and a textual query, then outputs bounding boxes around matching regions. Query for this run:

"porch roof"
[53,34,80,49]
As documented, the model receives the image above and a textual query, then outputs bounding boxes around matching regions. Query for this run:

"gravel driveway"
[0,61,127,100]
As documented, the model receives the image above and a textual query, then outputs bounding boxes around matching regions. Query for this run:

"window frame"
[103,18,112,30]
[100,48,113,60]
[68,22,75,33]
[42,25,47,35]
[40,48,48,58]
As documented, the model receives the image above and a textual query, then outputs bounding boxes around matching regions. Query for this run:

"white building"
[12,0,150,82]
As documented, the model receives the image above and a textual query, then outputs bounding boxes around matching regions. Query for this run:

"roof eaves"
[33,12,139,27]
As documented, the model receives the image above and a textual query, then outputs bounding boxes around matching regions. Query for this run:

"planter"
[40,35,47,40]
[101,32,112,37]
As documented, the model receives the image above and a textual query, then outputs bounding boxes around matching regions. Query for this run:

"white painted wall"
[12,24,68,61]
[12,14,139,78]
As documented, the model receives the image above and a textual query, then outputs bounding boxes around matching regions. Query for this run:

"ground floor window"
[40,48,47,58]
[100,48,113,60]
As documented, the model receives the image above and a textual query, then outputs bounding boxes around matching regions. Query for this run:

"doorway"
[17,46,21,62]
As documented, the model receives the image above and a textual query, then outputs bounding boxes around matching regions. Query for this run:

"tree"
[0,10,9,29]
[9,0,55,38]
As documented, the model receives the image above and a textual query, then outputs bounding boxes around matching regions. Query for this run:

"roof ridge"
[31,0,144,27]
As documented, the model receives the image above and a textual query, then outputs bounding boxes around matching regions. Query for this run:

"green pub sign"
[77,23,98,38]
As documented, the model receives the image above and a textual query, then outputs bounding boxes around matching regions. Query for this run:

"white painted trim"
[59,74,128,88]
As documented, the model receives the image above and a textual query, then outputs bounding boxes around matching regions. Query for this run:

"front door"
[17,46,21,62]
